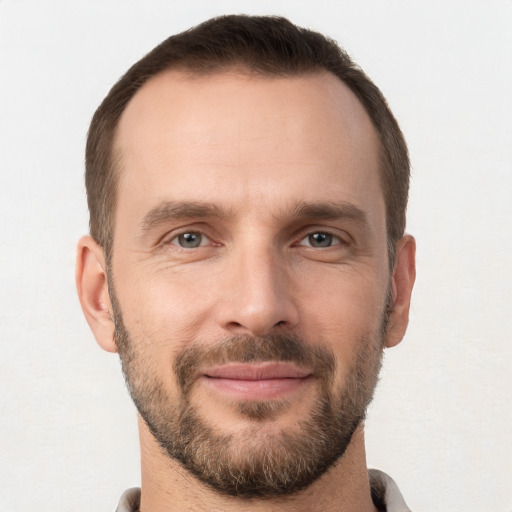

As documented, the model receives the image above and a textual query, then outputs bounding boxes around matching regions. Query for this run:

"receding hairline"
[110,64,386,194]
[114,64,357,132]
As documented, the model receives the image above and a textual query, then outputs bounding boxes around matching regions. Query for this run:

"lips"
[200,362,312,399]
[204,362,311,380]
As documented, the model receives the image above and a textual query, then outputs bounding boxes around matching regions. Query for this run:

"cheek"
[296,267,388,362]
[113,264,217,351]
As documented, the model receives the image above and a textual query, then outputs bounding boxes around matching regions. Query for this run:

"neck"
[137,416,377,512]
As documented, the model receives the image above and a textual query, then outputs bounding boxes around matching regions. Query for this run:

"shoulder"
[369,469,412,512]
[115,487,141,512]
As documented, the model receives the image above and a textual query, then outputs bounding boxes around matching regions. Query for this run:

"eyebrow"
[139,199,369,234]
[290,201,368,225]
[140,201,230,233]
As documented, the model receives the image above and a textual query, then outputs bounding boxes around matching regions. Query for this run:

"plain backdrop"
[1,1,511,511]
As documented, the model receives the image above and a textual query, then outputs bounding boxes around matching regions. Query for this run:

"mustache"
[174,334,336,394]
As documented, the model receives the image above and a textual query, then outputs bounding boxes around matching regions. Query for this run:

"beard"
[111,288,387,499]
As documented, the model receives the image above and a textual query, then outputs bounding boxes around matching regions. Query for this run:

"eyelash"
[296,231,345,248]
[167,231,213,249]
[164,229,347,250]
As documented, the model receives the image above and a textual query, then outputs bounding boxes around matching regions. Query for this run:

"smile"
[200,362,312,400]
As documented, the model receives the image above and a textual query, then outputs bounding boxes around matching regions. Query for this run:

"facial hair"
[111,288,387,499]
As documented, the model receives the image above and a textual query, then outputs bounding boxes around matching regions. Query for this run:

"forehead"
[114,69,383,228]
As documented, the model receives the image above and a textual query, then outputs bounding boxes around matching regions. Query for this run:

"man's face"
[110,70,391,496]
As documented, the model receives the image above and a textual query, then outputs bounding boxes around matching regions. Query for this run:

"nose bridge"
[218,233,298,335]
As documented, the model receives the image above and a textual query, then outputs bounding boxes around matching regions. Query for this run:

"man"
[76,14,415,512]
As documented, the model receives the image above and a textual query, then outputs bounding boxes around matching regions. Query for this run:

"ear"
[75,235,118,353]
[385,235,416,348]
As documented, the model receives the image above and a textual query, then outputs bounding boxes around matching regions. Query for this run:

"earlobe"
[75,235,118,353]
[385,235,416,348]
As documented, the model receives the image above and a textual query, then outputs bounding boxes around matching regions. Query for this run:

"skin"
[76,70,416,511]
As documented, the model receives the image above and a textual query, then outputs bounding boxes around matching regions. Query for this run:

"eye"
[299,232,342,248]
[170,231,209,248]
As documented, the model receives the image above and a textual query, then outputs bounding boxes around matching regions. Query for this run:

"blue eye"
[301,232,341,248]
[172,232,206,248]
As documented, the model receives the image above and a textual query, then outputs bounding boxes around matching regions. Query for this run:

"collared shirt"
[115,469,411,511]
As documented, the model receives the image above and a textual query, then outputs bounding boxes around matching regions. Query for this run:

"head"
[77,15,415,500]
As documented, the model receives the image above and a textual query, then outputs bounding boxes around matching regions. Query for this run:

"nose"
[216,243,299,337]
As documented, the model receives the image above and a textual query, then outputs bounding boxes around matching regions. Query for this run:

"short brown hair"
[86,15,409,265]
